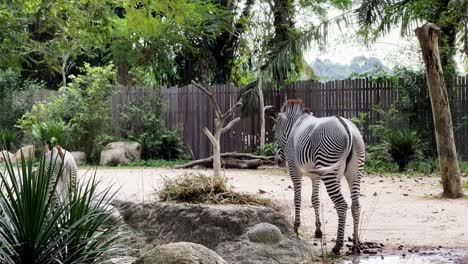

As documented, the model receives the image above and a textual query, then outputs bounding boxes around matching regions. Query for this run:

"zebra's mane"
[281,99,305,114]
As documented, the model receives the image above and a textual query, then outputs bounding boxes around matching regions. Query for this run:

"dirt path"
[80,167,468,250]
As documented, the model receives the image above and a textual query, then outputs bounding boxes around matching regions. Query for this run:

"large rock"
[247,223,283,244]
[134,242,227,264]
[100,142,142,166]
[70,151,86,165]
[114,201,308,264]
[15,145,35,161]
[0,150,15,163]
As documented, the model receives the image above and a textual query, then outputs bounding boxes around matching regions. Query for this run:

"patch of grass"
[158,173,273,207]
[129,159,189,167]
[460,161,468,174]
[463,181,468,189]
[365,158,442,176]
[364,159,399,174]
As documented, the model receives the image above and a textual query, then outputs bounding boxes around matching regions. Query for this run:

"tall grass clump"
[158,173,273,207]
[0,152,118,263]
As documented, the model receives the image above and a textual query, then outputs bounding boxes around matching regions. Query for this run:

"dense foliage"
[0,69,44,128]
[120,92,185,160]
[18,64,115,159]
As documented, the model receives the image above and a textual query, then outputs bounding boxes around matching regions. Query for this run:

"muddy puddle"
[341,249,468,264]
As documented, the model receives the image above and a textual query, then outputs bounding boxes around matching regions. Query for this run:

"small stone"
[379,180,384,182]
[247,223,283,244]
[373,192,378,196]
[258,189,267,194]
[403,194,409,196]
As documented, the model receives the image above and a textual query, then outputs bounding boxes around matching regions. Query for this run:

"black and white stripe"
[45,147,78,206]
[271,100,365,255]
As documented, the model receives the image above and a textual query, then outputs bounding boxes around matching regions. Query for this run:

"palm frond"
[261,9,355,83]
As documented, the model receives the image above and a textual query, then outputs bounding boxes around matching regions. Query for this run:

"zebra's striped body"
[269,100,365,255]
[45,146,78,205]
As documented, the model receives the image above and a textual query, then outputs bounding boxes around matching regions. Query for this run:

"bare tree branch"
[221,117,241,134]
[221,99,243,119]
[192,80,222,116]
[203,127,217,145]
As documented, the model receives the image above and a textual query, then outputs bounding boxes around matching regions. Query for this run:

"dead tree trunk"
[192,81,242,177]
[415,23,463,198]
[257,62,265,148]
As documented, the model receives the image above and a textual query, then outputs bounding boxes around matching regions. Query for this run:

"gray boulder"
[100,142,142,166]
[0,150,15,163]
[70,151,86,165]
[134,242,227,264]
[247,223,283,244]
[14,145,35,161]
[115,201,308,264]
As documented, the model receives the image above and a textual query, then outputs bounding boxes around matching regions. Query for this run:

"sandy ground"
[79,167,468,250]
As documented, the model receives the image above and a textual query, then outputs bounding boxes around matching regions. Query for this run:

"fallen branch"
[174,152,275,169]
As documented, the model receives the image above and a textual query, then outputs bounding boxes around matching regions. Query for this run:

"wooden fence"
[111,78,468,159]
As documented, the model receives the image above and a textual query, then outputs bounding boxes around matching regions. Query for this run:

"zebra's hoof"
[331,247,341,256]
[352,245,361,254]
[293,224,300,236]
[314,230,323,238]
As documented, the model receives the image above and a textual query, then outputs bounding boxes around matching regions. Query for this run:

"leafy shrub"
[406,159,438,175]
[158,173,272,207]
[257,143,277,156]
[120,92,185,160]
[0,128,20,151]
[18,64,115,160]
[31,121,69,146]
[0,153,118,263]
[383,129,426,172]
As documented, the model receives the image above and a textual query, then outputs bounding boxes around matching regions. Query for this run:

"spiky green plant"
[0,152,118,263]
[383,129,427,172]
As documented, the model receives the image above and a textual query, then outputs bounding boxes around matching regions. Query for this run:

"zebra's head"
[266,99,307,165]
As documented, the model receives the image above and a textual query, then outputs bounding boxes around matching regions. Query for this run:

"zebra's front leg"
[289,164,302,235]
[323,174,348,255]
[311,179,322,238]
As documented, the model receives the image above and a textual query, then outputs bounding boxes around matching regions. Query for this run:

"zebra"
[266,99,365,255]
[44,144,78,205]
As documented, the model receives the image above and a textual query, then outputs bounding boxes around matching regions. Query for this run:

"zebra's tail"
[303,162,342,175]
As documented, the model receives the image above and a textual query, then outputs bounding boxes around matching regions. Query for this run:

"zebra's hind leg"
[346,167,364,254]
[322,173,348,256]
[311,179,322,238]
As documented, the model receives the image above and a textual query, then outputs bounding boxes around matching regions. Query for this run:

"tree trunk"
[61,54,68,86]
[117,60,129,86]
[415,23,463,198]
[213,124,222,177]
[257,63,265,148]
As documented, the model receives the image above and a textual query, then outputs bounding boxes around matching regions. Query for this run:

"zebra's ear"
[264,105,277,121]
